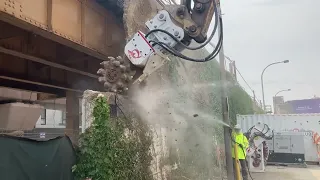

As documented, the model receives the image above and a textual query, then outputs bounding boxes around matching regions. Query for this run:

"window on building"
[60,111,66,125]
[41,109,46,125]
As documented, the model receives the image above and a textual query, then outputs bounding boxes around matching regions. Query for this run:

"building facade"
[274,97,320,114]
[36,109,67,128]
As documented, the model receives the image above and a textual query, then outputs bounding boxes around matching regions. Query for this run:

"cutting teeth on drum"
[122,74,129,81]
[108,56,115,61]
[98,77,105,82]
[104,82,112,88]
[117,82,124,88]
[118,57,125,64]
[97,56,135,93]
[120,65,126,71]
[112,61,121,66]
[97,69,105,75]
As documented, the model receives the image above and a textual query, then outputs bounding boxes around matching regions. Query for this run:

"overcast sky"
[212,0,320,106]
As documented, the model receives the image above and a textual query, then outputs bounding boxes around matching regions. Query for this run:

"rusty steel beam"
[0,46,99,79]
[0,0,125,59]
[0,75,83,93]
[0,78,64,96]
[0,14,109,60]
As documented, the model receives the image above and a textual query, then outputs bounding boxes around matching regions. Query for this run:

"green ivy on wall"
[72,95,153,180]
[228,84,255,125]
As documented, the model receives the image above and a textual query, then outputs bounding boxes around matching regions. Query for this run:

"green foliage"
[189,55,262,124]
[228,84,255,125]
[72,95,153,180]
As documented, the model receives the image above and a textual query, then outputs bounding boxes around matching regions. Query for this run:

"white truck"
[237,114,320,163]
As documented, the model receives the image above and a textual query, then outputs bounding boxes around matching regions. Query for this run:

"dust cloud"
[126,54,227,179]
[122,0,226,178]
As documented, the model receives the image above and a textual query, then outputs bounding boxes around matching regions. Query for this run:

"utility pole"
[217,4,234,180]
[253,90,256,110]
[232,61,237,81]
[228,61,237,81]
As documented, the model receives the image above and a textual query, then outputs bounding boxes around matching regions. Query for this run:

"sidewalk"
[251,165,320,180]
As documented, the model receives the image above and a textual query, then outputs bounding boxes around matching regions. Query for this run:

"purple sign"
[287,98,320,114]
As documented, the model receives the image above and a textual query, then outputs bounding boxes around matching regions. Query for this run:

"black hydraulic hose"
[148,17,223,62]
[186,0,192,13]
[246,124,274,141]
[145,0,219,51]
[149,34,222,62]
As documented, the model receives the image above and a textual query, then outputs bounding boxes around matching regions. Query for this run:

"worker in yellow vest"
[232,124,249,180]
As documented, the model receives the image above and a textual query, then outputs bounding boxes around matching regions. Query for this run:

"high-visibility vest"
[232,133,249,159]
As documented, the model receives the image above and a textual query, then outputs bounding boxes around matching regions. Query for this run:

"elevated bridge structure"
[0,0,125,96]
[0,0,126,141]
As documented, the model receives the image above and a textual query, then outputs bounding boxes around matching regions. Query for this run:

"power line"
[209,42,254,92]
[225,57,254,92]
[208,42,262,107]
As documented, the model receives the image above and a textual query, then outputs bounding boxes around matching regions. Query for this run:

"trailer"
[237,114,320,163]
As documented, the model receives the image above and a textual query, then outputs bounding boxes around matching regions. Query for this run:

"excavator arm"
[97,0,221,93]
[172,0,216,44]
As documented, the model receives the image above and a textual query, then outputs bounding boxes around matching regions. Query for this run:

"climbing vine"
[72,94,153,180]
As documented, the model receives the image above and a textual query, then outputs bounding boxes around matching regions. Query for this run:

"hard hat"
[234,124,241,129]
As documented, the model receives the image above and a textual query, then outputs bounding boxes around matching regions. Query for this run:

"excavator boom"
[97,0,219,93]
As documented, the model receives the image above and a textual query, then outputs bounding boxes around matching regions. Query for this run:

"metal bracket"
[133,52,170,84]
[145,10,185,49]
[130,10,184,84]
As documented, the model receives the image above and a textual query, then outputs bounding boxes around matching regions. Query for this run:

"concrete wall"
[0,103,42,130]
[0,87,37,101]
[0,87,84,142]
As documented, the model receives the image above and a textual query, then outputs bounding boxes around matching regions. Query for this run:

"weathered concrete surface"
[251,165,320,180]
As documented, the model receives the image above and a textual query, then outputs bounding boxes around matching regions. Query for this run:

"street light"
[273,88,291,114]
[274,88,291,97]
[261,60,289,111]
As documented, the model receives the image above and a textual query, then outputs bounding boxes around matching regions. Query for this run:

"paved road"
[251,165,320,180]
